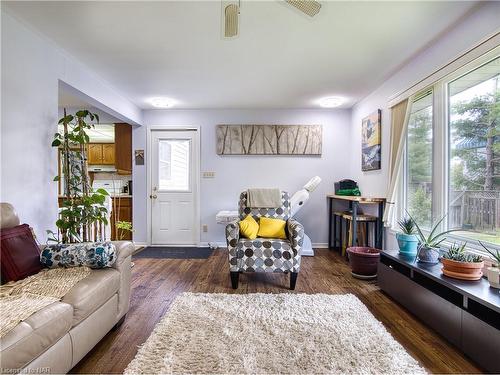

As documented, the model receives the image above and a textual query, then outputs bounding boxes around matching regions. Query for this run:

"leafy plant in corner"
[50,109,109,243]
[115,221,133,240]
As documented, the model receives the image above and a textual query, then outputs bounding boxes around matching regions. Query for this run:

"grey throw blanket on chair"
[247,188,281,208]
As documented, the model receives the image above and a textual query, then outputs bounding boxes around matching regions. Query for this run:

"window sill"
[386,228,500,259]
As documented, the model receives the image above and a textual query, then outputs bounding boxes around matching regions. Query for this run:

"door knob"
[150,194,157,199]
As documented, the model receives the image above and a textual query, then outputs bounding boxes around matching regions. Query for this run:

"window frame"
[398,45,500,256]
[405,89,435,229]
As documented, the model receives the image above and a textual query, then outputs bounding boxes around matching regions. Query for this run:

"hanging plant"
[48,109,109,243]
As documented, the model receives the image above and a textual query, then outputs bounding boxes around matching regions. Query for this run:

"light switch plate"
[202,171,215,178]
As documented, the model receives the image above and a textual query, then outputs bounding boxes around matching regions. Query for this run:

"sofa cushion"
[239,215,259,239]
[40,242,116,269]
[62,268,120,326]
[0,301,73,370]
[0,224,42,283]
[257,217,287,239]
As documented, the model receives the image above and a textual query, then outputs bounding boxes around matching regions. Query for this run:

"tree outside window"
[449,57,499,245]
[407,93,433,229]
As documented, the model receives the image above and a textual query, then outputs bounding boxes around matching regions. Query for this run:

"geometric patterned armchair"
[225,191,304,290]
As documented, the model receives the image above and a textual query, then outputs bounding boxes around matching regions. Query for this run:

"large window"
[406,91,433,229]
[401,49,500,252]
[448,57,500,244]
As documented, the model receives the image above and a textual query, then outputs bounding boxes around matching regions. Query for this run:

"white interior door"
[151,129,199,245]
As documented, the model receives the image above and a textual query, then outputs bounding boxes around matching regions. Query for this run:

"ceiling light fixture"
[149,97,175,108]
[318,96,344,108]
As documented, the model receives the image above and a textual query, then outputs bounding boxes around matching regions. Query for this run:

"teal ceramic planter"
[396,233,419,255]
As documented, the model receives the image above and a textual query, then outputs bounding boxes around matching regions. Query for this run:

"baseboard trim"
[313,243,329,248]
[199,242,329,249]
[132,242,330,249]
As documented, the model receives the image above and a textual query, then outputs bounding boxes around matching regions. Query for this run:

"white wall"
[348,2,500,248]
[1,10,142,241]
[133,109,352,245]
[57,107,123,125]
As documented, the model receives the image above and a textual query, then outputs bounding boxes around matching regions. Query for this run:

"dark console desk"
[378,250,499,373]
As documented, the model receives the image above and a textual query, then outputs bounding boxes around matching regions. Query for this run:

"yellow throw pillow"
[239,215,259,239]
[257,217,287,239]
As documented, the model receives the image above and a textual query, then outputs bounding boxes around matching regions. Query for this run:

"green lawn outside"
[453,230,500,245]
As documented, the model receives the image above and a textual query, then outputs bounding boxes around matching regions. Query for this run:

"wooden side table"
[339,212,378,256]
[327,194,386,250]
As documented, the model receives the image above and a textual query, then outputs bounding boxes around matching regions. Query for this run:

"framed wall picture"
[216,124,322,155]
[361,110,381,171]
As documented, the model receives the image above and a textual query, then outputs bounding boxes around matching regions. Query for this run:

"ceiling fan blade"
[224,3,239,37]
[286,0,321,17]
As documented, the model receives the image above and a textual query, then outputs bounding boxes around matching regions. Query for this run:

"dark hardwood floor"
[71,249,482,374]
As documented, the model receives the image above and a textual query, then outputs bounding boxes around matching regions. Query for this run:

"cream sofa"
[0,204,133,374]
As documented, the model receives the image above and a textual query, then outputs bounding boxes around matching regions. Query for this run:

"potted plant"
[441,242,484,281]
[347,247,381,280]
[480,241,500,289]
[396,217,418,255]
[115,221,134,241]
[48,109,109,243]
[409,213,456,264]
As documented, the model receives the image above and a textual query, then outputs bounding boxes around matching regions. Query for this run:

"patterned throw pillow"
[40,242,116,269]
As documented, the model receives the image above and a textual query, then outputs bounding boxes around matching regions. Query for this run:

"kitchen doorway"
[149,128,200,245]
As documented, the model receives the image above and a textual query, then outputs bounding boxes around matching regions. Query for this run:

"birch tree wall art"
[216,125,322,155]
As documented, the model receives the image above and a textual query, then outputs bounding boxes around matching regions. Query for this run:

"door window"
[158,139,190,191]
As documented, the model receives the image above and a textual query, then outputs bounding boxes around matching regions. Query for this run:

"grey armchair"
[225,191,304,290]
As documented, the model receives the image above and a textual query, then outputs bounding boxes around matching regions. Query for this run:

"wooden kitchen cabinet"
[88,144,103,165]
[114,123,132,174]
[87,143,115,165]
[102,144,115,165]
[110,196,132,240]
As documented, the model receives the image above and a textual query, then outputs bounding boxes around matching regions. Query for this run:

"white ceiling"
[5,1,479,109]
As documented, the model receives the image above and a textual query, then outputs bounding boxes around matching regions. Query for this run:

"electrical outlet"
[202,224,208,232]
[202,171,215,178]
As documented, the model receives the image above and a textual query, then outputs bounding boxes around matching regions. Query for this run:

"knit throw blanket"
[0,267,91,338]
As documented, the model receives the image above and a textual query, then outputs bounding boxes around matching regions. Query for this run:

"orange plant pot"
[441,258,484,281]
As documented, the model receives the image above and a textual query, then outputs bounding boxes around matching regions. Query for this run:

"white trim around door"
[147,126,201,246]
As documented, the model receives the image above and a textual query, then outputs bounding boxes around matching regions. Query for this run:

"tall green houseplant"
[50,109,109,243]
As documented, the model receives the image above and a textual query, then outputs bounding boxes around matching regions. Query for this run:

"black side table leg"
[377,202,384,249]
[351,202,358,247]
[328,197,333,248]
[333,214,337,250]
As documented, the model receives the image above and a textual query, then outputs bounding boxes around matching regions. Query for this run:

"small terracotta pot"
[441,258,484,281]
[347,247,381,277]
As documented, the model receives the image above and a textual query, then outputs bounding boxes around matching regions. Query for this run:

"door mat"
[132,247,213,259]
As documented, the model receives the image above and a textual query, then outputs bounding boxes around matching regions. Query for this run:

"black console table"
[378,250,499,373]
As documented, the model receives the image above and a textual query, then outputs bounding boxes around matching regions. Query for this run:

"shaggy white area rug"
[125,293,426,374]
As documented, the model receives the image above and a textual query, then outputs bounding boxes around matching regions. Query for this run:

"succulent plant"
[397,217,416,235]
[479,241,500,267]
[443,242,483,263]
[407,212,457,249]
